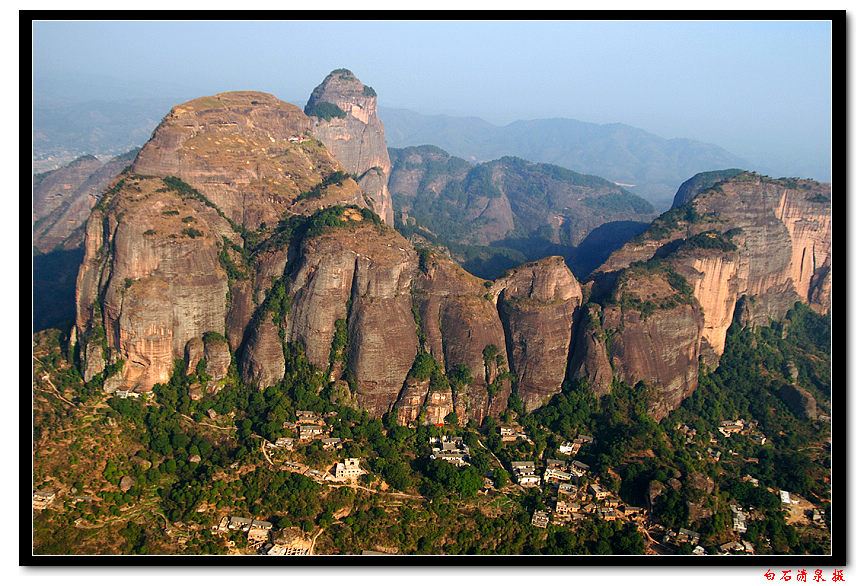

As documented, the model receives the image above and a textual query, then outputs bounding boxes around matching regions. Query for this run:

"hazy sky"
[32,19,833,180]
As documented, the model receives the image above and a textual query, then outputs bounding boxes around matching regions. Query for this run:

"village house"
[500,426,529,443]
[555,499,582,516]
[811,508,826,526]
[531,510,550,529]
[429,436,471,467]
[320,437,343,450]
[228,516,254,531]
[296,410,321,425]
[207,408,218,419]
[32,490,56,509]
[677,528,701,545]
[247,520,273,545]
[68,494,95,505]
[598,507,617,521]
[558,441,576,455]
[569,460,590,477]
[543,459,572,484]
[546,458,568,471]
[622,506,644,520]
[299,425,326,440]
[284,462,308,475]
[275,437,294,449]
[544,468,572,484]
[334,458,366,480]
[510,461,540,486]
[692,545,706,555]
[719,541,745,553]
[115,389,141,399]
[577,434,594,445]
[305,468,329,482]
[589,484,609,500]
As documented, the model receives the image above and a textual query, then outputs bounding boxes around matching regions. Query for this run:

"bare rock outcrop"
[204,335,231,383]
[306,69,394,226]
[76,92,371,394]
[132,91,367,230]
[575,171,831,418]
[33,150,139,253]
[411,251,512,423]
[493,256,582,412]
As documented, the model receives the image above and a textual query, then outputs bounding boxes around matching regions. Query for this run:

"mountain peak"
[304,70,393,225]
[305,69,378,118]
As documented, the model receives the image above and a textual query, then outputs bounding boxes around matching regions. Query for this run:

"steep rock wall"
[306,70,394,226]
[493,256,582,412]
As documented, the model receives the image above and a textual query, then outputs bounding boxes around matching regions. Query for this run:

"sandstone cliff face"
[33,150,139,253]
[306,70,394,226]
[132,91,367,230]
[291,223,417,416]
[571,264,703,419]
[493,256,582,412]
[410,251,512,423]
[76,92,369,393]
[575,171,831,418]
[76,174,231,390]
[598,172,830,321]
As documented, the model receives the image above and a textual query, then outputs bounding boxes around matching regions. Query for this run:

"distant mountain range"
[379,107,751,209]
[388,145,655,279]
[33,94,750,209]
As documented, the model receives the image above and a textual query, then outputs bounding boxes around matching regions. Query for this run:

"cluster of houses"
[675,423,699,444]
[542,458,589,485]
[558,435,594,455]
[510,457,591,489]
[717,419,767,445]
[278,410,344,450]
[215,516,274,548]
[429,436,471,467]
[510,461,540,487]
[665,527,701,546]
[33,489,99,511]
[551,481,645,524]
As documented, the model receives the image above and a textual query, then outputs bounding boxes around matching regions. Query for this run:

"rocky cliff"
[76,91,370,391]
[305,69,394,226]
[493,257,582,412]
[132,91,366,230]
[33,150,139,253]
[574,171,831,418]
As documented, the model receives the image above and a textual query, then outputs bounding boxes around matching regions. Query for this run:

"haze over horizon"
[32,19,832,182]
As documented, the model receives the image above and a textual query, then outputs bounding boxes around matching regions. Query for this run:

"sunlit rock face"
[305,69,394,226]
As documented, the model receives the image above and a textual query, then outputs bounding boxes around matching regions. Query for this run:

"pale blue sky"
[32,19,833,180]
